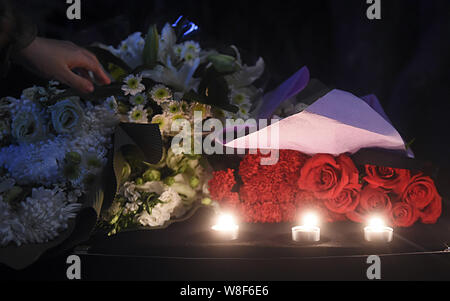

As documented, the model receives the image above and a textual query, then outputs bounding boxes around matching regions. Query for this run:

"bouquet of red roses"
[208,150,442,227]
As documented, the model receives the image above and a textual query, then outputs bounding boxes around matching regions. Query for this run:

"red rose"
[324,183,361,214]
[364,165,411,195]
[402,174,442,224]
[360,185,393,213]
[402,174,440,210]
[420,194,442,224]
[391,202,418,227]
[347,186,392,223]
[297,154,359,199]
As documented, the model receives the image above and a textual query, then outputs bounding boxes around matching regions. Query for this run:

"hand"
[17,37,111,93]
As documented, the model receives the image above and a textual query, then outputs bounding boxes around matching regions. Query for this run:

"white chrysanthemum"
[150,84,172,105]
[229,89,251,106]
[183,51,199,65]
[173,44,184,59]
[129,93,148,106]
[21,86,48,103]
[182,41,201,55]
[151,113,171,135]
[189,102,212,120]
[0,187,81,246]
[0,101,117,189]
[237,104,251,119]
[122,75,145,96]
[105,96,118,112]
[128,105,148,124]
[163,101,181,115]
[16,187,81,245]
[0,139,67,186]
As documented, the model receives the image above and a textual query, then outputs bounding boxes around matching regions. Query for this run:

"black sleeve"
[0,0,37,77]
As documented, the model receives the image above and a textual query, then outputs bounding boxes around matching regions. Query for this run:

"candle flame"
[212,214,238,231]
[302,212,319,228]
[368,217,385,230]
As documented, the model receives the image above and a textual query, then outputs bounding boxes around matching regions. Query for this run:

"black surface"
[2,205,450,280]
[84,206,450,260]
[3,0,450,170]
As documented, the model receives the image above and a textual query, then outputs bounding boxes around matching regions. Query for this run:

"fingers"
[58,67,94,94]
[61,49,111,93]
[78,49,111,85]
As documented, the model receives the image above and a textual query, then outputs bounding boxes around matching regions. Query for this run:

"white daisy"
[229,89,251,106]
[151,113,170,134]
[182,41,201,55]
[128,105,148,124]
[150,84,172,105]
[122,75,145,96]
[105,96,118,112]
[129,93,148,106]
[189,102,212,119]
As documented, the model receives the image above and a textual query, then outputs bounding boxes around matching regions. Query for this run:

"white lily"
[142,56,201,93]
[158,23,177,63]
[225,46,265,89]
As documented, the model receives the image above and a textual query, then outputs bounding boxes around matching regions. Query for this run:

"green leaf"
[208,54,239,73]
[108,63,127,82]
[143,24,159,68]
[86,46,132,73]
[405,138,416,151]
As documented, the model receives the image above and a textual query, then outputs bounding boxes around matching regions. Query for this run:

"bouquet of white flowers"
[0,17,267,267]
[89,18,266,234]
[0,80,119,268]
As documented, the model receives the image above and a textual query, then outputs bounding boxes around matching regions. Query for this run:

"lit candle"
[364,217,393,243]
[211,214,239,241]
[292,212,321,242]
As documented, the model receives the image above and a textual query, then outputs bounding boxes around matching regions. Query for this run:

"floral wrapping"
[208,150,442,227]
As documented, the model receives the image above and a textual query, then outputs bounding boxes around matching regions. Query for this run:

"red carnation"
[297,154,359,199]
[391,202,418,227]
[364,165,411,195]
[239,184,259,204]
[208,169,236,201]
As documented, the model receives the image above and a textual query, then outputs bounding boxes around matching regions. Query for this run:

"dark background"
[4,0,450,172]
[1,0,450,281]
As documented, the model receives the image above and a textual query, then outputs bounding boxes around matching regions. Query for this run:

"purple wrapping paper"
[257,66,310,119]
[221,89,408,156]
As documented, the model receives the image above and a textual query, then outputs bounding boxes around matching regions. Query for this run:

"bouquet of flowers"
[90,18,266,234]
[209,150,442,227]
[0,81,118,248]
[209,68,443,227]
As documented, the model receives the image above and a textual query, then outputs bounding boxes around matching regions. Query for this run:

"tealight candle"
[211,214,239,241]
[292,213,320,242]
[364,217,393,243]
